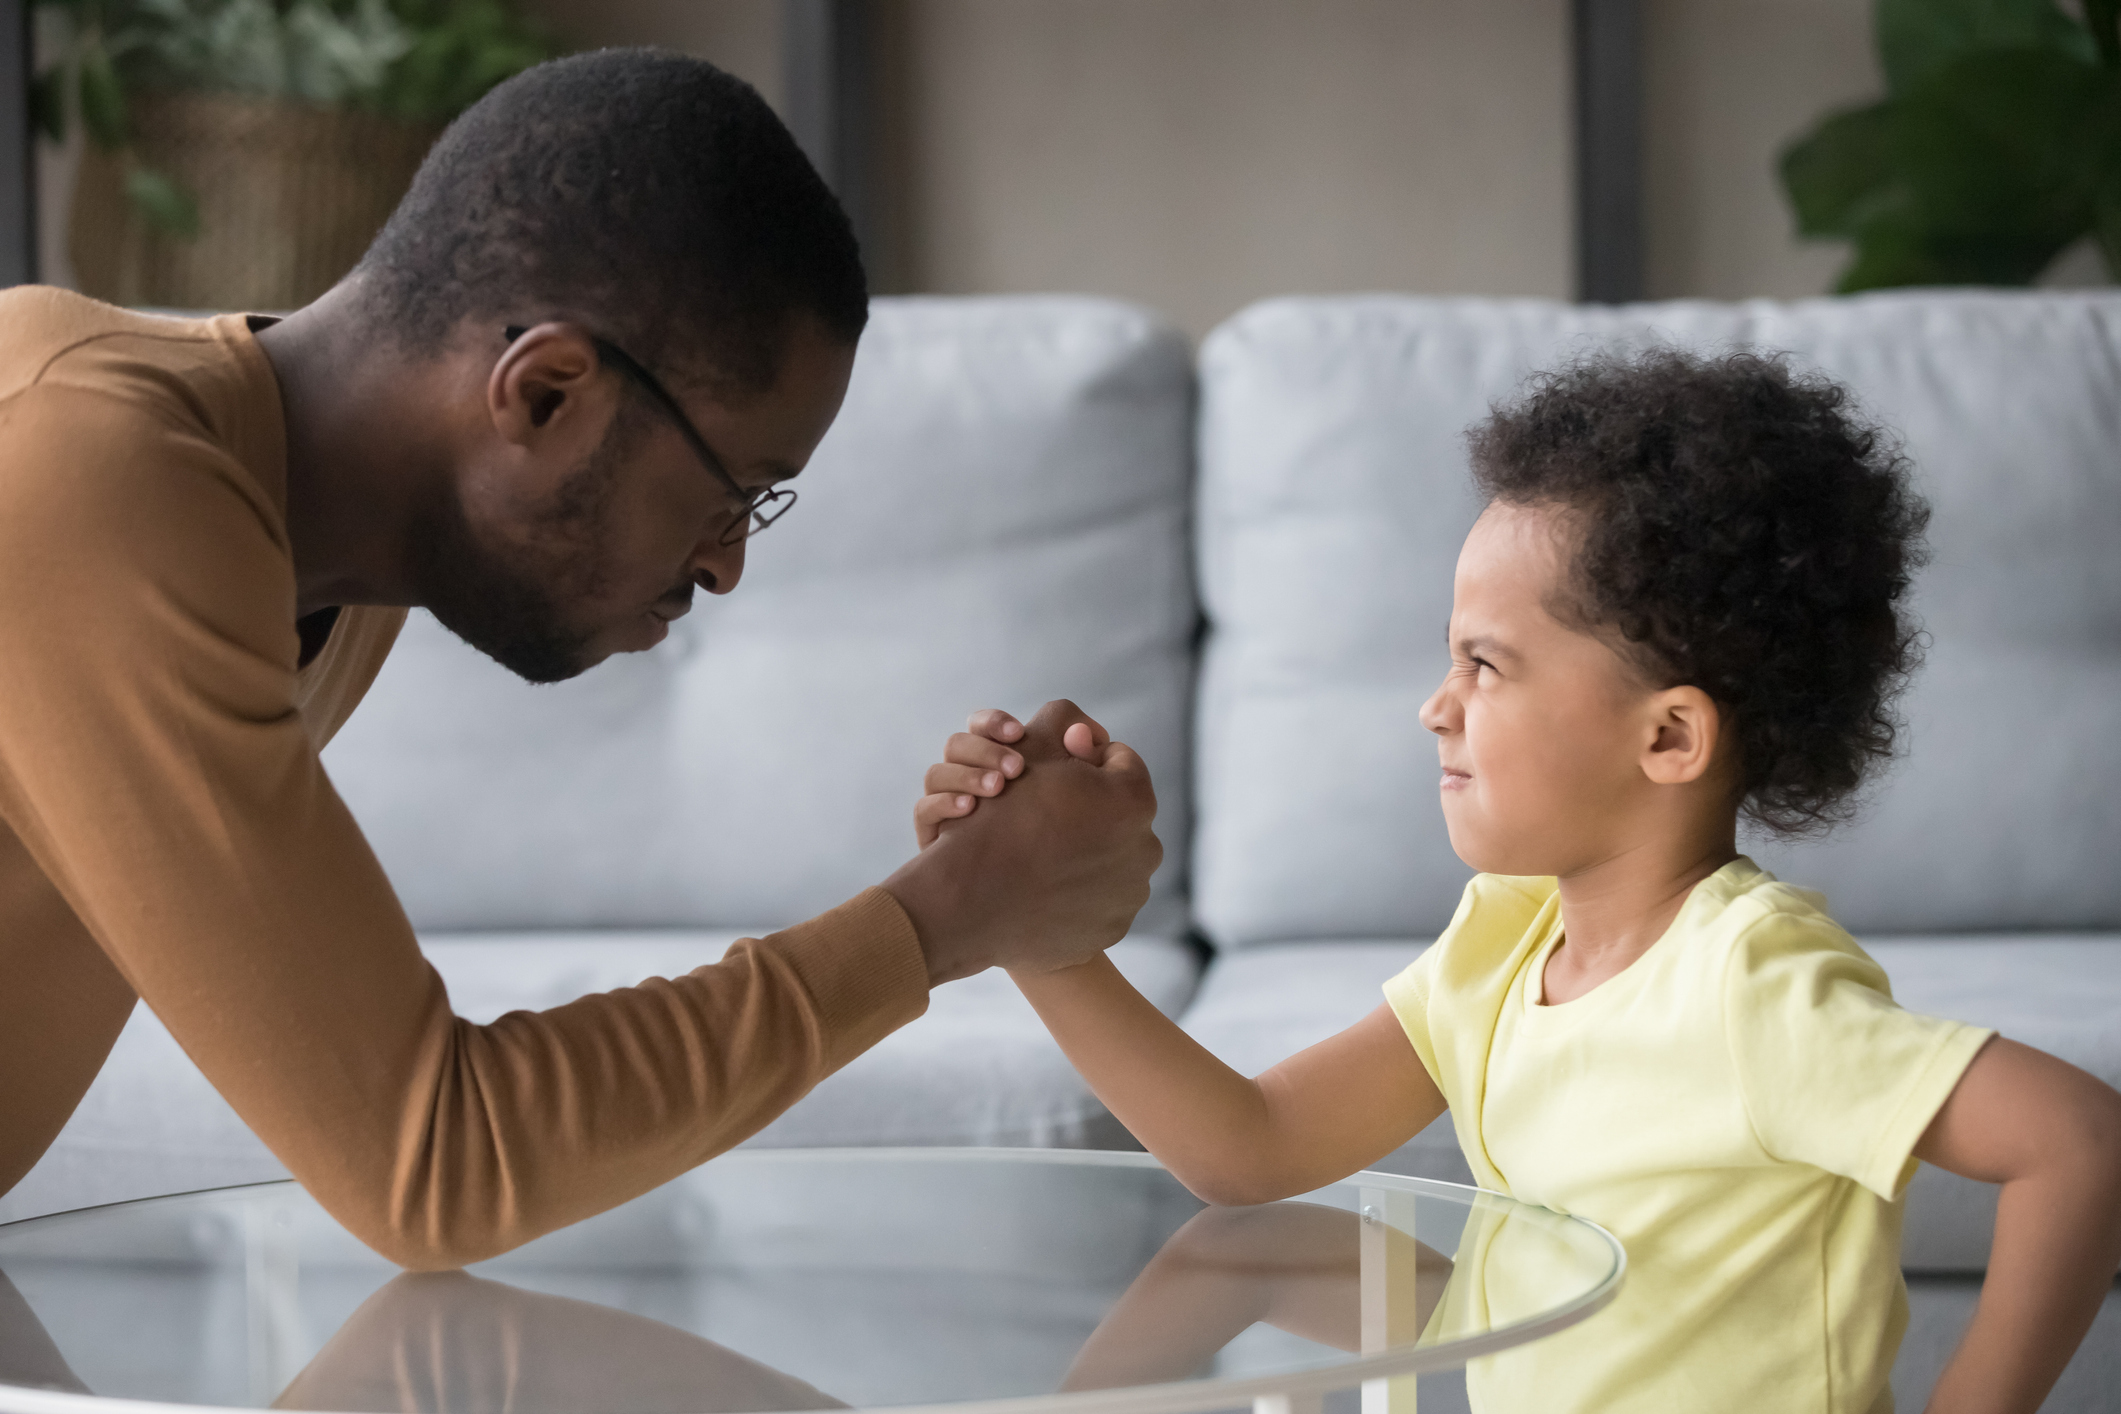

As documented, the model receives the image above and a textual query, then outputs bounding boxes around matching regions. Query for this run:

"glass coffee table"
[0,1150,1621,1414]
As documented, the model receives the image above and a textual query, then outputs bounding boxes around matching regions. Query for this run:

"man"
[0,50,1161,1268]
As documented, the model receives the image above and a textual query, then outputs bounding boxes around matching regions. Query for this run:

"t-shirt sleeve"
[1383,945,1442,1085]
[0,383,930,1267]
[1723,909,1992,1201]
[1383,878,1487,1097]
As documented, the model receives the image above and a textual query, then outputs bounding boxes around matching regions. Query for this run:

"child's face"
[1419,502,1710,877]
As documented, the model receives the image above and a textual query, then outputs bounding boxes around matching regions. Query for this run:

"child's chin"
[1446,827,1543,879]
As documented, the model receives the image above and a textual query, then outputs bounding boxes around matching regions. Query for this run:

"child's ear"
[1640,686,1722,786]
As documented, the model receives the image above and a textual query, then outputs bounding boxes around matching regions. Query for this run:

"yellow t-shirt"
[1384,858,1992,1414]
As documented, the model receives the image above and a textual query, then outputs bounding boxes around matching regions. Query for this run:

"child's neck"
[1542,831,1739,1005]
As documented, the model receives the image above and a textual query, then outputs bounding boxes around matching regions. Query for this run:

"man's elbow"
[328,1193,532,1272]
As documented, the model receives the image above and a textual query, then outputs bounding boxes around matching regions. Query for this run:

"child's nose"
[1418,679,1457,735]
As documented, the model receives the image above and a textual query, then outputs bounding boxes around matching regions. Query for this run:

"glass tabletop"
[0,1149,1622,1414]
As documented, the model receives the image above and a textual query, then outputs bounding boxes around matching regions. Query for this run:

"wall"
[1641,0,1879,300]
[526,0,1915,337]
[45,2,2095,321]
[874,0,1572,339]
[526,0,782,106]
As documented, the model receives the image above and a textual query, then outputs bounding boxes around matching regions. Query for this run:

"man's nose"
[691,533,747,595]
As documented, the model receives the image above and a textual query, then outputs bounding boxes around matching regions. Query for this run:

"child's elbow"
[1177,1168,1297,1209]
[2081,1081,2121,1191]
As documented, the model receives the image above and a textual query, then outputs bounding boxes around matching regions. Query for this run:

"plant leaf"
[76,40,128,149]
[1889,48,2104,251]
[2094,87,2121,277]
[2088,0,2120,68]
[125,167,201,240]
[1833,215,1981,292]
[30,65,67,143]
[1780,102,1901,239]
[1877,0,2095,93]
[372,0,552,120]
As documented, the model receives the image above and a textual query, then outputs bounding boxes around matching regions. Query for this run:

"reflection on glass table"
[0,1150,1622,1414]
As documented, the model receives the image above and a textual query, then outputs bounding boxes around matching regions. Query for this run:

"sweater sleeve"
[0,383,929,1268]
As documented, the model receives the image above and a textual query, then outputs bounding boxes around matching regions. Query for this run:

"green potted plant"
[32,0,552,309]
[1779,0,2120,291]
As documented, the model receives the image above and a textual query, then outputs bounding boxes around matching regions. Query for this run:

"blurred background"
[7,0,2114,337]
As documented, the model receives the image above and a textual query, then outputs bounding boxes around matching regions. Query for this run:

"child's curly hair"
[1467,348,1930,837]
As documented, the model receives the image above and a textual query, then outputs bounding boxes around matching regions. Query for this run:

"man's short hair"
[355,48,867,396]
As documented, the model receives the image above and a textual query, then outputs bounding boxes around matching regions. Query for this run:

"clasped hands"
[881,701,1161,988]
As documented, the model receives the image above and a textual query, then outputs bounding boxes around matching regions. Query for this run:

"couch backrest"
[323,297,1197,936]
[1192,292,2121,946]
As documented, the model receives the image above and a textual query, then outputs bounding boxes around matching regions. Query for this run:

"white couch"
[5,290,2117,1405]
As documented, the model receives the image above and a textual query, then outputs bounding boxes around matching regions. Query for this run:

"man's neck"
[254,284,465,618]
[1542,825,1739,1004]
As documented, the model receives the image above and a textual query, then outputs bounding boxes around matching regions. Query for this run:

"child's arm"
[915,708,1447,1205]
[1913,1037,2121,1414]
[1014,963,1443,1206]
[1059,1202,1451,1391]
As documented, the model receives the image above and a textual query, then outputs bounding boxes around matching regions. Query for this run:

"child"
[916,350,2121,1413]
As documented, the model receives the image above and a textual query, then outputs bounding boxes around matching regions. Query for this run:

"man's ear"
[488,323,613,449]
[1640,685,1723,787]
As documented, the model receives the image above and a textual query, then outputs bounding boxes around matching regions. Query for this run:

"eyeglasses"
[504,325,797,547]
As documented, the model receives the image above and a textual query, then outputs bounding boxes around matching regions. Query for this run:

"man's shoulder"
[0,287,280,476]
[0,381,294,633]
[0,287,227,394]
[0,293,286,545]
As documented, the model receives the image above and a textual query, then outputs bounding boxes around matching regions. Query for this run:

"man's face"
[418,320,856,683]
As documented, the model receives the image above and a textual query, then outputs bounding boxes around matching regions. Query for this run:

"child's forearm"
[1012,958,1440,1206]
[1011,957,1289,1204]
[1916,1038,2121,1414]
[1924,1160,2121,1414]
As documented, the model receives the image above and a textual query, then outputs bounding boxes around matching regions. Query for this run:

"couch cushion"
[0,934,1201,1226]
[1192,292,2121,945]
[321,296,1196,938]
[1179,941,1470,1185]
[1179,931,2121,1274]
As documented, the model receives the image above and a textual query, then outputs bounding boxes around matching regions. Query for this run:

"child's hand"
[913,708,1107,847]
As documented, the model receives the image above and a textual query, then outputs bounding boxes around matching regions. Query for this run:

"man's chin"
[434,610,601,685]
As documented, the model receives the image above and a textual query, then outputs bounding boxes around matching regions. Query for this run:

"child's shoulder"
[1448,872,1560,943]
[1683,857,1892,998]
[1409,873,1562,984]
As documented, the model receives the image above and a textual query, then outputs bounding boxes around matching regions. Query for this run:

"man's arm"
[1913,1037,2121,1414]
[0,388,1159,1268]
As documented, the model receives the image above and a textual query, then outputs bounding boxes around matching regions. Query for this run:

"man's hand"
[885,700,1161,985]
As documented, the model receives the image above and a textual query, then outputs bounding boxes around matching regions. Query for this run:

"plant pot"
[69,90,441,312]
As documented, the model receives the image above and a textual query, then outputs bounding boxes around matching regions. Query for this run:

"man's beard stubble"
[409,427,626,685]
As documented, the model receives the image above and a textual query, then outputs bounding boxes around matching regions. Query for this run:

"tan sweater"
[0,289,930,1267]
